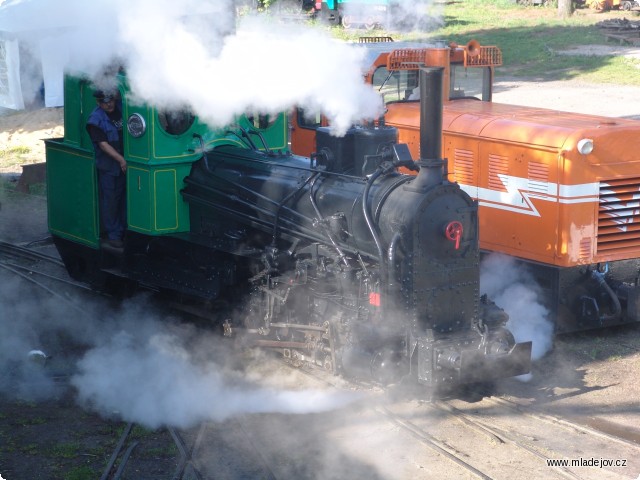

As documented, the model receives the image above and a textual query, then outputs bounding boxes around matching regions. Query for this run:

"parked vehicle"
[620,0,640,10]
[309,0,390,29]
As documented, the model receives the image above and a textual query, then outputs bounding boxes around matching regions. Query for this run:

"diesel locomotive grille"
[453,148,474,185]
[597,178,640,255]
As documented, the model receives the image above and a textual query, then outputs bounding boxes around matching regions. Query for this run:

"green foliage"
[0,146,31,158]
[0,146,32,171]
[64,466,97,480]
[20,443,39,455]
[50,442,81,459]
[350,0,640,84]
[141,444,180,459]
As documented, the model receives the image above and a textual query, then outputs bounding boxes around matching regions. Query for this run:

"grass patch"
[64,466,97,480]
[141,443,179,459]
[336,0,640,84]
[0,146,34,172]
[0,146,31,158]
[20,416,48,426]
[50,442,82,459]
[20,443,39,455]
[130,424,161,440]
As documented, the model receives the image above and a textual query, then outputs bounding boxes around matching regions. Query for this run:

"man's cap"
[93,90,115,102]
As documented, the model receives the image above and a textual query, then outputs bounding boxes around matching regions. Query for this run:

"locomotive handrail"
[309,173,350,267]
[181,187,330,254]
[272,171,320,247]
[247,128,273,155]
[224,129,255,150]
[387,231,404,297]
[363,166,388,304]
[183,174,371,259]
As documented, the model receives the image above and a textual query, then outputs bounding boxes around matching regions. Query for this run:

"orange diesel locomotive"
[290,39,640,334]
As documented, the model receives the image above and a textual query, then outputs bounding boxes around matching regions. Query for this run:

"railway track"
[274,361,640,479]
[488,395,640,449]
[3,238,638,479]
[99,417,285,479]
[0,239,95,300]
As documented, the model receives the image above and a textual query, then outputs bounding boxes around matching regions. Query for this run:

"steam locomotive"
[46,68,531,391]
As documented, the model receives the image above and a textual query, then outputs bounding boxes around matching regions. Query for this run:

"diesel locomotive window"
[157,108,195,136]
[449,65,484,100]
[373,67,419,104]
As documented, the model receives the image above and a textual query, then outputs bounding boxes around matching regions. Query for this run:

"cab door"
[290,107,327,157]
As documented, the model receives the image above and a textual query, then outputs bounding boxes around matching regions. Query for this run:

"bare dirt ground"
[1,74,640,480]
[0,108,63,176]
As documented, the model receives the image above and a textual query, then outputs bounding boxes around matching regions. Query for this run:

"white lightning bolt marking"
[599,184,640,233]
[457,175,599,218]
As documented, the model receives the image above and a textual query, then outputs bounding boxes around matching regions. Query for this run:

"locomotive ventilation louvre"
[465,46,503,67]
[453,148,474,185]
[388,48,430,70]
[597,177,640,254]
[387,46,502,71]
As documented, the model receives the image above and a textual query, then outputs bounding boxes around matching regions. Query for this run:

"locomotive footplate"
[416,336,532,388]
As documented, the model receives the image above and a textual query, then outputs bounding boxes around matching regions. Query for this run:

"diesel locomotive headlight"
[577,138,594,155]
[127,113,146,138]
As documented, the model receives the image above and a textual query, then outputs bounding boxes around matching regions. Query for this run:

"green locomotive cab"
[46,72,288,282]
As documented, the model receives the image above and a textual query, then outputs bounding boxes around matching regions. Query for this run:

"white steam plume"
[384,0,444,33]
[334,0,444,32]
[10,0,383,135]
[71,316,360,429]
[0,273,359,427]
[480,253,554,362]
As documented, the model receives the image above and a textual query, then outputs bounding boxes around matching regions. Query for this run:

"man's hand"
[99,141,127,173]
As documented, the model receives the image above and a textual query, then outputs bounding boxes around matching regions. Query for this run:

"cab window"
[372,67,419,104]
[296,108,322,130]
[157,108,195,136]
[450,65,485,100]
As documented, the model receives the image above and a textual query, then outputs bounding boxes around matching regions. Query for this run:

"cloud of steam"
[384,0,444,33]
[71,311,360,430]
[6,0,383,134]
[0,270,83,399]
[123,14,381,135]
[329,0,443,32]
[480,253,554,362]
[0,269,358,428]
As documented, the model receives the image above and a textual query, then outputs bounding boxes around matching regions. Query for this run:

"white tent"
[0,37,23,109]
[0,0,75,109]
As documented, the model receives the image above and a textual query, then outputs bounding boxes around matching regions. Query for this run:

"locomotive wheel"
[364,19,377,30]
[370,349,408,386]
[622,0,632,9]
[341,14,353,29]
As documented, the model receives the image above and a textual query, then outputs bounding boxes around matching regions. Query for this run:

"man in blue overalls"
[86,90,127,248]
